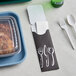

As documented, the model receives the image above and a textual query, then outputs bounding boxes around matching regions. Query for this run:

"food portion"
[0,23,15,55]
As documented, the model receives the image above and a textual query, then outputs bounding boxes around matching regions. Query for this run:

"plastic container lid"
[0,16,21,57]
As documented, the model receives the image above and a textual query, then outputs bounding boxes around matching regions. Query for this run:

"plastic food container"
[0,16,21,57]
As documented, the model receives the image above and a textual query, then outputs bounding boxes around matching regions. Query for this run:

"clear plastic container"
[0,16,21,57]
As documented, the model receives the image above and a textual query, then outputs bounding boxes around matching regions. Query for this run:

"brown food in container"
[0,23,15,55]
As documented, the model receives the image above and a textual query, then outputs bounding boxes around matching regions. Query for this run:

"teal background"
[0,0,31,5]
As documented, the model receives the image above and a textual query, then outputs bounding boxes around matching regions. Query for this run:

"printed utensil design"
[44,45,49,67]
[48,48,55,66]
[38,47,44,68]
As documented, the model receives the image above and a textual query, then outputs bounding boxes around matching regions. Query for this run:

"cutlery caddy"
[27,5,59,72]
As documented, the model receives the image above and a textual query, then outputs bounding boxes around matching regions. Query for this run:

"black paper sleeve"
[32,30,59,72]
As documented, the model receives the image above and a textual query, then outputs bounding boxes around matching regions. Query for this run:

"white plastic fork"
[58,20,75,50]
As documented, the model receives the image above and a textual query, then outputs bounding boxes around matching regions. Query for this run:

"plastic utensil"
[67,15,76,33]
[59,19,75,50]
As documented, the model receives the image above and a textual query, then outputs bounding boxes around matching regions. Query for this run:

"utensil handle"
[73,25,76,33]
[65,28,75,49]
[32,30,59,72]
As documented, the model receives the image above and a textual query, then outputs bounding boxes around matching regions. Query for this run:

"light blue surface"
[0,12,26,67]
